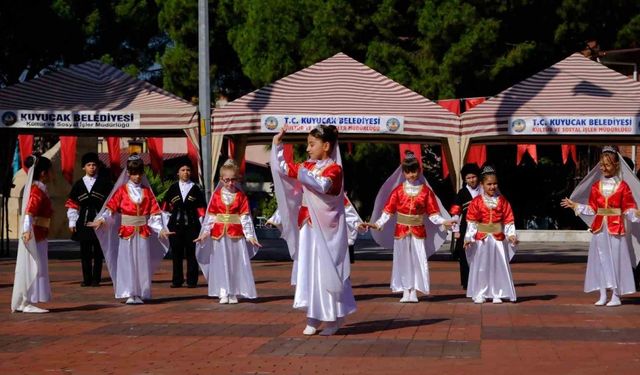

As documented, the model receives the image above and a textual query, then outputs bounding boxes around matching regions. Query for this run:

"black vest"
[163,182,206,234]
[69,176,113,241]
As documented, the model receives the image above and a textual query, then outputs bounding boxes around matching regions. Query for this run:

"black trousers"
[349,244,355,264]
[80,239,103,285]
[170,230,199,286]
[453,238,469,290]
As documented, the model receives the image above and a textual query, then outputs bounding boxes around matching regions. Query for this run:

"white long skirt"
[15,240,51,305]
[391,236,430,294]
[206,237,257,298]
[466,236,516,301]
[115,236,155,299]
[584,231,636,295]
[293,224,356,322]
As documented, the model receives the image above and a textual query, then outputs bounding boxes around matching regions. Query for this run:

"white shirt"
[178,180,194,201]
[83,175,97,192]
[467,184,482,199]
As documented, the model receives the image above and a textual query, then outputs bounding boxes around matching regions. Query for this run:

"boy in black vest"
[162,159,206,288]
[65,152,113,287]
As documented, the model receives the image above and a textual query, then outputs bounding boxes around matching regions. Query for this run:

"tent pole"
[198,0,212,197]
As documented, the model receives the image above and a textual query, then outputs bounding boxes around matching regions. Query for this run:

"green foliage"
[258,192,278,219]
[144,166,172,202]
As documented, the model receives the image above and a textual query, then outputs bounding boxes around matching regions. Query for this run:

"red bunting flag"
[466,145,487,167]
[147,137,164,175]
[106,137,121,178]
[18,135,33,171]
[227,138,247,176]
[59,136,77,184]
[517,144,538,165]
[561,145,577,165]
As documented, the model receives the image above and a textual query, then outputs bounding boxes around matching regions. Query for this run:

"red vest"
[26,183,53,242]
[383,183,440,239]
[207,189,250,240]
[466,195,514,241]
[105,185,161,239]
[589,180,636,235]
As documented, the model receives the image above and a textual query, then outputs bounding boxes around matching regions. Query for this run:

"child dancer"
[11,156,53,313]
[66,152,113,287]
[271,125,356,336]
[561,146,640,306]
[195,159,261,304]
[449,163,482,290]
[162,158,206,288]
[464,165,518,304]
[367,151,454,302]
[89,155,171,304]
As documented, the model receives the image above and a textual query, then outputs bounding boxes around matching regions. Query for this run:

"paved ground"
[1,240,639,374]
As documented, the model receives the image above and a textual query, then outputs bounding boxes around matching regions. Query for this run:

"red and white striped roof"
[461,53,640,137]
[213,52,459,137]
[0,60,198,132]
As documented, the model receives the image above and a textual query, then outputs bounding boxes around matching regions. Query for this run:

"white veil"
[370,166,451,258]
[570,152,640,266]
[11,163,39,312]
[270,143,350,294]
[94,169,170,288]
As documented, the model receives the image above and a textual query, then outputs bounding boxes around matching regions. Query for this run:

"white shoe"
[400,289,410,303]
[22,304,49,313]
[228,295,238,304]
[473,296,485,304]
[606,295,621,307]
[409,289,419,303]
[126,297,136,305]
[134,296,144,304]
[219,296,229,304]
[303,325,317,335]
[594,298,607,306]
[492,298,503,304]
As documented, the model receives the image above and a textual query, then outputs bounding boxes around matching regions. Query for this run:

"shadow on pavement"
[339,318,449,335]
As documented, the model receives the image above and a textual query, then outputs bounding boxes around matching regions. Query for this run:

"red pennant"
[18,135,33,171]
[227,139,247,176]
[59,136,77,184]
[517,144,538,165]
[437,99,461,116]
[464,97,486,111]
[441,147,449,178]
[147,137,164,175]
[106,137,121,178]
[466,145,487,167]
[347,143,353,155]
[186,137,200,180]
[561,145,577,165]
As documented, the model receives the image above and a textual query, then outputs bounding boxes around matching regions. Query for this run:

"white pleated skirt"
[115,236,155,299]
[391,236,430,294]
[584,231,636,295]
[293,224,356,322]
[206,236,257,299]
[466,236,516,301]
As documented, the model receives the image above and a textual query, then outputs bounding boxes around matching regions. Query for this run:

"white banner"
[508,116,639,135]
[0,110,140,130]
[260,114,404,133]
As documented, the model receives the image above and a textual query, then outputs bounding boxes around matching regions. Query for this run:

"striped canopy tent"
[212,52,461,180]
[460,53,640,156]
[0,59,199,141]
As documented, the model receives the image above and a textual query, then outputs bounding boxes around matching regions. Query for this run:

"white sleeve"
[23,214,33,233]
[428,214,446,225]
[374,212,392,230]
[267,210,282,226]
[240,214,256,239]
[67,208,79,228]
[298,167,332,194]
[464,221,478,242]
[504,223,517,237]
[345,204,364,233]
[574,203,595,216]
[201,214,216,233]
[450,214,460,233]
[147,214,164,233]
[625,209,640,223]
[98,209,113,221]
[275,143,289,175]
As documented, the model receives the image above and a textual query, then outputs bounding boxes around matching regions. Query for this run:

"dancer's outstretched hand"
[22,230,32,244]
[273,126,286,145]
[86,219,105,229]
[248,237,262,248]
[357,222,369,231]
[508,235,519,246]
[193,232,208,243]
[560,197,575,209]
[159,229,175,240]
[463,241,472,249]
[442,219,457,229]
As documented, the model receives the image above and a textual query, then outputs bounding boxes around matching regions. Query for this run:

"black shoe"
[187,284,197,288]
[81,282,90,287]
[91,282,100,287]
[170,284,182,288]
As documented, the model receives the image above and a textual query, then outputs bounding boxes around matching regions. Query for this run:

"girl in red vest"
[195,159,261,304]
[464,165,519,304]
[90,155,171,304]
[12,156,53,313]
[562,146,640,306]
[271,124,356,336]
[367,151,454,303]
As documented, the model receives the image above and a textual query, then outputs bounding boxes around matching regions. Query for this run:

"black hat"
[81,152,100,166]
[460,163,480,178]
[175,157,193,171]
